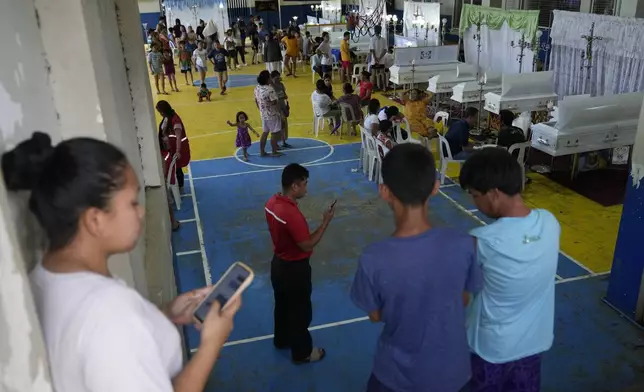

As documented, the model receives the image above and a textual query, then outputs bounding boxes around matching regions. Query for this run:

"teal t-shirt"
[467,209,560,363]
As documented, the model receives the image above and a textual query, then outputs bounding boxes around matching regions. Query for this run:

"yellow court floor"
[151,63,620,274]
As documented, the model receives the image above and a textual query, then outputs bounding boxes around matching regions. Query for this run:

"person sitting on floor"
[351,143,482,392]
[460,147,559,392]
[444,107,478,160]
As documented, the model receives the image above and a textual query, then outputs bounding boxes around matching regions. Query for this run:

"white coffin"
[426,64,477,94]
[484,71,557,114]
[451,78,502,104]
[389,62,461,85]
[530,92,644,157]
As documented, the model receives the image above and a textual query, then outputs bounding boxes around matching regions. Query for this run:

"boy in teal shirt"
[460,148,560,392]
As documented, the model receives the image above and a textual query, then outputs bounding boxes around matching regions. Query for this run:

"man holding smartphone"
[264,163,335,364]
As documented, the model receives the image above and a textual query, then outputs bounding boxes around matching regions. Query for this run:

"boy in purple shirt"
[351,143,482,392]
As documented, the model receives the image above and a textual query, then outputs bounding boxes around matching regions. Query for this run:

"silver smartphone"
[193,262,254,323]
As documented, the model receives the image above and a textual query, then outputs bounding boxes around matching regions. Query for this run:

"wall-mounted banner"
[255,0,278,12]
[394,45,458,66]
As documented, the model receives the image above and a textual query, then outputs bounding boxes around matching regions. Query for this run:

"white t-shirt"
[383,52,394,69]
[30,264,183,392]
[193,48,207,68]
[378,107,389,121]
[369,36,387,66]
[312,91,332,116]
[364,113,380,133]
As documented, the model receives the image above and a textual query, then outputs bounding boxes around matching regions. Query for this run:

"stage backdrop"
[403,1,440,46]
[550,10,644,97]
[459,5,538,76]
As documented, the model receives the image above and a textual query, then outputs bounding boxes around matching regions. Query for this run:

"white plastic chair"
[438,134,467,185]
[166,155,182,210]
[393,118,421,145]
[360,127,379,182]
[375,138,390,183]
[351,63,368,85]
[508,141,532,190]
[359,125,369,172]
[310,54,320,83]
[433,111,449,130]
[331,53,340,80]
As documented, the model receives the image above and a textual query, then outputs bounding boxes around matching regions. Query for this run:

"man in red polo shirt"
[265,163,335,364]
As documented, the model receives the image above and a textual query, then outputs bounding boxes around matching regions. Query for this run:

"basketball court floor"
[154,66,644,391]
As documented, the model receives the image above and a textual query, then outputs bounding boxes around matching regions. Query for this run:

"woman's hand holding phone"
[200,296,242,349]
[323,200,336,224]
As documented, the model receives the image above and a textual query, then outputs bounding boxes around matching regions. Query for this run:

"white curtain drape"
[550,10,644,97]
[165,0,229,38]
[463,21,535,76]
[402,2,441,46]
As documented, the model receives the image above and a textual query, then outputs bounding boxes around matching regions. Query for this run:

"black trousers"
[235,45,246,65]
[271,255,313,361]
[176,166,184,188]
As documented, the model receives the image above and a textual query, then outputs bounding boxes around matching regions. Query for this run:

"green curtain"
[458,5,540,41]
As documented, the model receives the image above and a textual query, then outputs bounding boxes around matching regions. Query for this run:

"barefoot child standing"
[148,45,167,94]
[227,111,259,161]
[163,49,180,92]
[178,42,194,86]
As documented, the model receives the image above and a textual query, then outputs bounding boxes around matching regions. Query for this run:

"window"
[524,0,581,27]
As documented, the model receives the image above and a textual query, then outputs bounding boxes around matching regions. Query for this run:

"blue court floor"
[171,138,644,392]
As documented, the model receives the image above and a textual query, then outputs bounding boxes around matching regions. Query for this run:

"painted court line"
[190,272,611,353]
[190,316,370,353]
[188,165,213,285]
[192,158,360,180]
[176,249,200,256]
[193,141,361,162]
[190,122,313,140]
[440,183,457,189]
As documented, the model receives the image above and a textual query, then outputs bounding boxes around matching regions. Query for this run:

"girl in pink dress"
[227,111,260,161]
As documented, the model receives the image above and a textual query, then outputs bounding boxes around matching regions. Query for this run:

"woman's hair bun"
[2,131,54,191]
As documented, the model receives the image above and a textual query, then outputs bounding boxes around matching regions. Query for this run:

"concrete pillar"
[0,0,57,390]
[32,0,174,299]
[606,96,644,324]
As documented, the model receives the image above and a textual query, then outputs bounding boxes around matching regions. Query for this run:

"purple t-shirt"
[351,228,482,392]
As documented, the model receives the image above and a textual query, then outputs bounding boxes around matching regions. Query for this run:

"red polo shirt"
[265,194,312,261]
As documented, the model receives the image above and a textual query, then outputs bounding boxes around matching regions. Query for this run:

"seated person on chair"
[364,99,381,137]
[402,89,436,139]
[312,79,341,134]
[337,83,363,125]
[376,120,396,158]
[497,110,527,149]
[378,106,408,140]
[444,107,478,160]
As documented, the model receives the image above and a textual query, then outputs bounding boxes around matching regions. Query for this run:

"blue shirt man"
[444,107,478,160]
[351,143,483,392]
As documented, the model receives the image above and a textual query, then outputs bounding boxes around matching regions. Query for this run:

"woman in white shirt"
[364,98,381,136]
[312,79,341,134]
[3,132,241,392]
